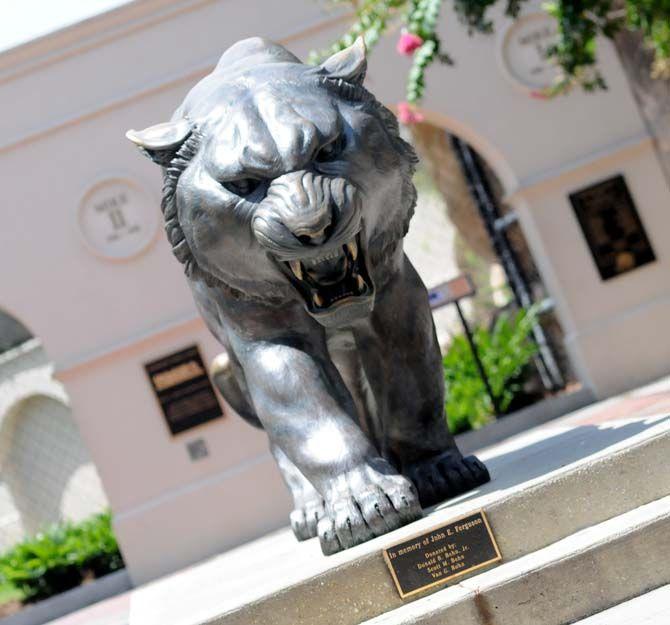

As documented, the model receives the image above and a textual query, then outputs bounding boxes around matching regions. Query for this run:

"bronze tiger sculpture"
[127,37,490,555]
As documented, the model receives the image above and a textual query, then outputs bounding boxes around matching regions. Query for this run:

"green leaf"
[443,305,540,433]
[0,511,124,602]
[317,0,670,105]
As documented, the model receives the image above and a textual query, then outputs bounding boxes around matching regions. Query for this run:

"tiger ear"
[125,118,194,166]
[319,37,367,84]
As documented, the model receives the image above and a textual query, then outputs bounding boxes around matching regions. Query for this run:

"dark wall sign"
[428,274,476,310]
[569,175,656,281]
[383,510,501,598]
[145,345,223,435]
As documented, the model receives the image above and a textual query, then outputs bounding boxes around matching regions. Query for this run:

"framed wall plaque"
[145,345,223,435]
[569,175,656,281]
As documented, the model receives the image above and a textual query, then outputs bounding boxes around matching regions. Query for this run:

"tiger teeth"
[318,250,339,261]
[305,249,341,265]
[289,260,303,280]
[347,240,358,261]
[313,293,324,307]
[356,274,365,291]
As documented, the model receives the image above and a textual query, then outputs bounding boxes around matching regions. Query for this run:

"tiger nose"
[294,223,333,246]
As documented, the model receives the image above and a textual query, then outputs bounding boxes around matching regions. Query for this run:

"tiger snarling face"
[127,37,417,327]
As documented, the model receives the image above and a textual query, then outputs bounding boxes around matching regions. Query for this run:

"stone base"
[128,377,670,625]
[366,497,670,625]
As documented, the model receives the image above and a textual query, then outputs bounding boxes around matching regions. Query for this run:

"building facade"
[1,0,669,584]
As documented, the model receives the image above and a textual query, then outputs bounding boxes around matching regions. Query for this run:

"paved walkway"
[32,375,670,625]
[574,584,670,624]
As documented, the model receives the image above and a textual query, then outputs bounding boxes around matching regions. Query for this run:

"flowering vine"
[311,0,670,122]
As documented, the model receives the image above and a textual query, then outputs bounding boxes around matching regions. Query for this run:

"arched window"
[0,307,108,550]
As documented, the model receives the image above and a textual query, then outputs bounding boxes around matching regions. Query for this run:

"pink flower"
[397,102,424,125]
[530,90,549,100]
[396,32,424,56]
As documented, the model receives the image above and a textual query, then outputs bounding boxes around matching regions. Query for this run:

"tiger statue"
[127,37,489,555]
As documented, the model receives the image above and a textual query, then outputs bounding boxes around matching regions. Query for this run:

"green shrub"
[444,307,539,434]
[0,512,124,603]
[75,512,125,577]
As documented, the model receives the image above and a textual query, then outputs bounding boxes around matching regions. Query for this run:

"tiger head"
[127,37,417,327]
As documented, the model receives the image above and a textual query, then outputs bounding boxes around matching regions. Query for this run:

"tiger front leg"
[272,444,325,541]
[356,254,491,507]
[234,335,422,554]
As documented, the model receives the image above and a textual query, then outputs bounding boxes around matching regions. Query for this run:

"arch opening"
[0,307,109,551]
[402,117,577,433]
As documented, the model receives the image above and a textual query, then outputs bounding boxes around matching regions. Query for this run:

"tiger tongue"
[305,254,349,285]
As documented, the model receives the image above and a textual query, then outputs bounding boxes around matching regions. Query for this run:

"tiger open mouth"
[279,232,375,321]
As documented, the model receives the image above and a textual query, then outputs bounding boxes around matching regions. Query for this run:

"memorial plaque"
[78,178,158,260]
[145,345,223,435]
[383,510,501,598]
[569,175,656,281]
[500,12,561,92]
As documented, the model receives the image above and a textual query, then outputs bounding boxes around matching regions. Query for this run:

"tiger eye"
[222,178,261,196]
[315,135,345,163]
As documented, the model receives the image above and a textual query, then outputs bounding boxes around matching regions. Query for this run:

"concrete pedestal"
[123,376,670,625]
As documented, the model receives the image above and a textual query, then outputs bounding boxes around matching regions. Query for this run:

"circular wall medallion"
[78,178,159,260]
[500,12,561,92]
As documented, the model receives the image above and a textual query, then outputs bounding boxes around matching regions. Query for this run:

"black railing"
[450,135,564,391]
